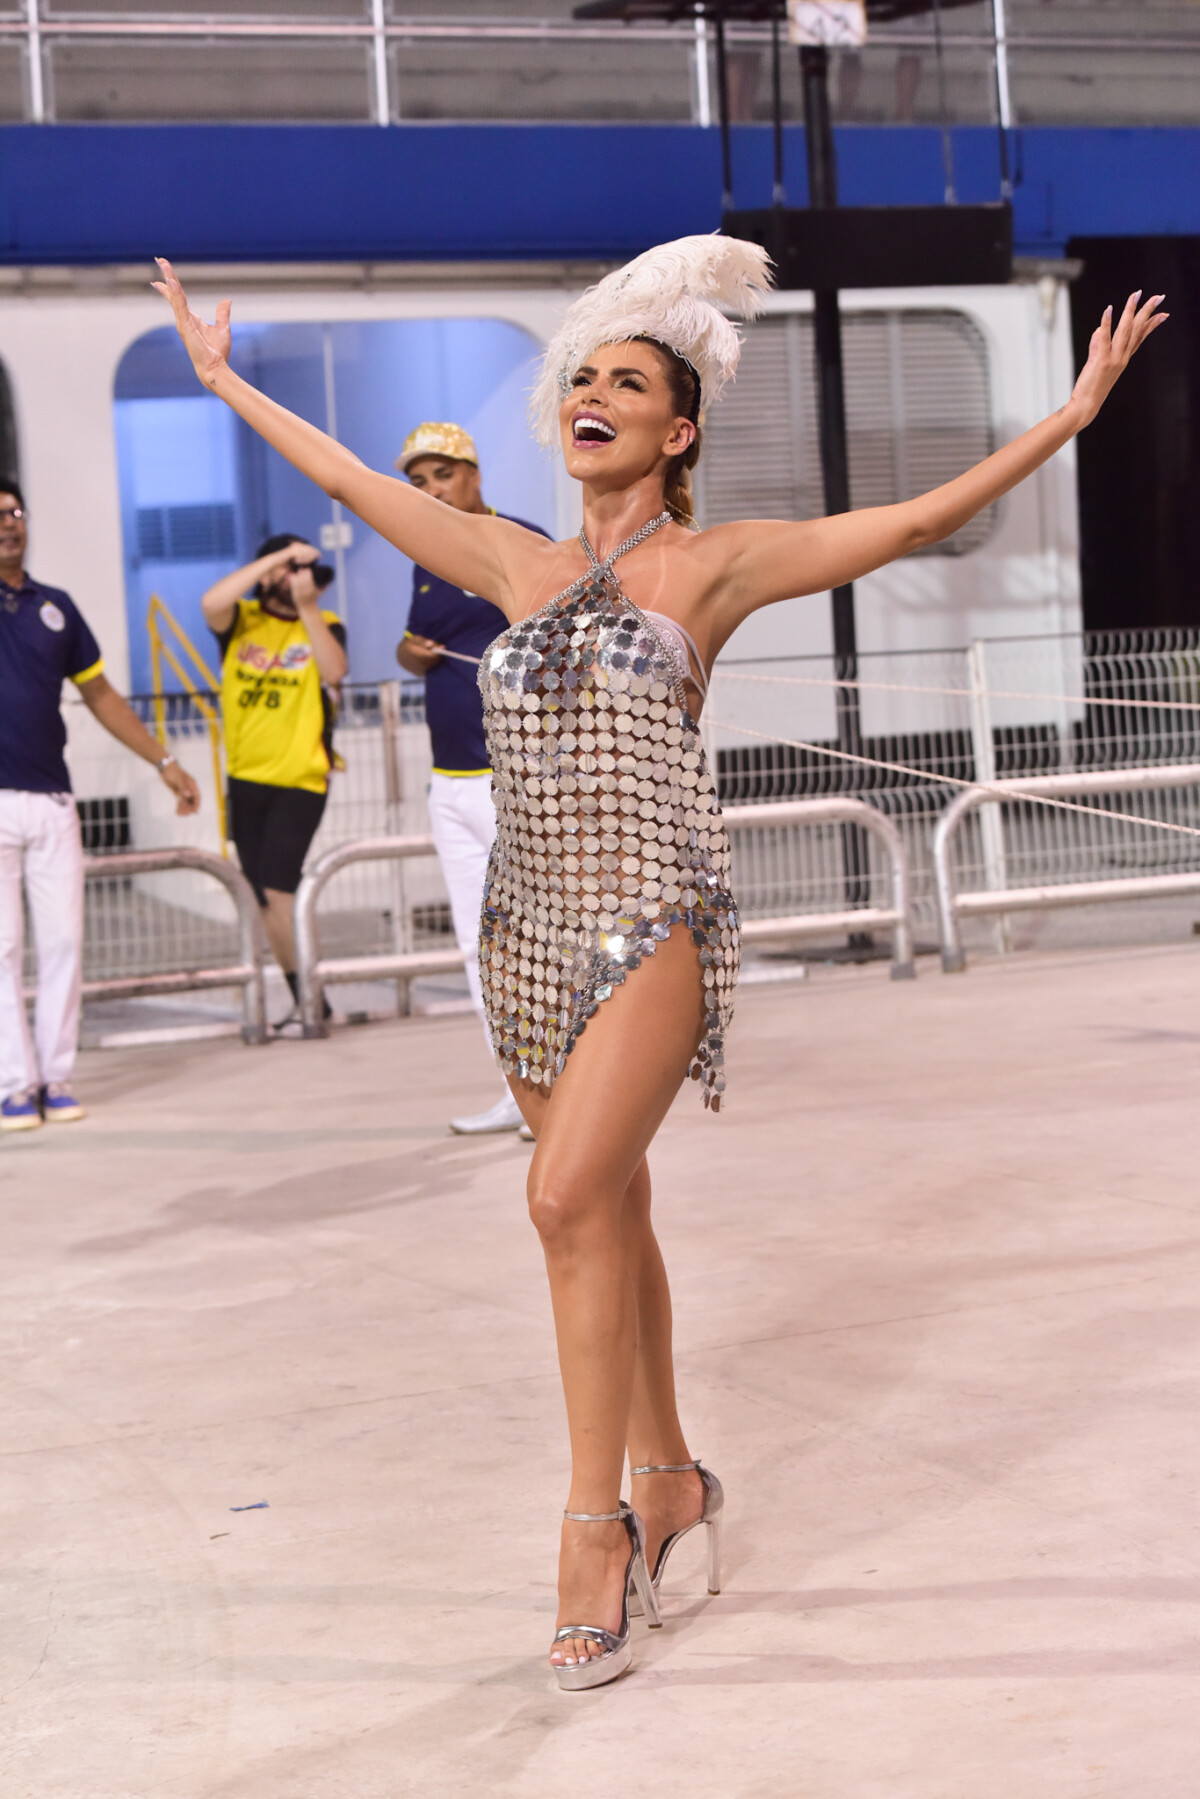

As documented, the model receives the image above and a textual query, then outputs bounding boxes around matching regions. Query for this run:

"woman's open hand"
[151,257,232,390]
[1069,290,1168,428]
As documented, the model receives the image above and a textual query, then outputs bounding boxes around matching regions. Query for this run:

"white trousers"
[426,771,497,1054]
[0,789,85,1100]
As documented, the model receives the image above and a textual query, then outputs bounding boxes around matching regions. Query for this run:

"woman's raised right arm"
[152,259,538,610]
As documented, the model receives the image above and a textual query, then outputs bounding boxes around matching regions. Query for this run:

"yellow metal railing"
[146,592,228,849]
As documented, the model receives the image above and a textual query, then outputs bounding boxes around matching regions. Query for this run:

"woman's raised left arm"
[152,260,549,612]
[709,290,1167,631]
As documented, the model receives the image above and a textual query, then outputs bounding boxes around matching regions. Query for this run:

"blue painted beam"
[0,124,1198,267]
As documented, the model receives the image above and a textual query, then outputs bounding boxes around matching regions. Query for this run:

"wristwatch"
[156,754,177,772]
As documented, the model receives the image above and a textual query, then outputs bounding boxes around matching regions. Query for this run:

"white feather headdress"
[530,233,774,446]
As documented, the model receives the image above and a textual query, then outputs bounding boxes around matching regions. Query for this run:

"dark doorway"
[1067,237,1200,633]
[0,356,17,486]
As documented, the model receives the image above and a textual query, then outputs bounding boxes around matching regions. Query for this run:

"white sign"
[320,519,354,551]
[787,0,867,47]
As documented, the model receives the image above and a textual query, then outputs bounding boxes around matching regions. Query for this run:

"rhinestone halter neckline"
[578,508,673,578]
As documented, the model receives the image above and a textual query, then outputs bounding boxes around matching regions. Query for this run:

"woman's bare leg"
[508,927,706,1668]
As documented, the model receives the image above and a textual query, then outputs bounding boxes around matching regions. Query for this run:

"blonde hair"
[664,427,702,526]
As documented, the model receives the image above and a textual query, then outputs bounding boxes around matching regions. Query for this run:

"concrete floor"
[3,942,1200,1798]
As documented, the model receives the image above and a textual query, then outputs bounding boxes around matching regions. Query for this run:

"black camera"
[292,558,336,590]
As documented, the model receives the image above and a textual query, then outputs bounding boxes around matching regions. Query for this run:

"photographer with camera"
[202,533,347,1033]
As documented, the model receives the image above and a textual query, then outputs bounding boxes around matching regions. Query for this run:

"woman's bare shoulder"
[663,517,777,570]
[657,518,757,592]
[687,517,797,549]
[503,530,586,624]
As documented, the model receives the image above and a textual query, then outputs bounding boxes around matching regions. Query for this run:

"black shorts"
[227,776,327,904]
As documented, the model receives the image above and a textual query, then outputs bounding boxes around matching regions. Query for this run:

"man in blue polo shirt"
[0,480,200,1132]
[395,423,551,1135]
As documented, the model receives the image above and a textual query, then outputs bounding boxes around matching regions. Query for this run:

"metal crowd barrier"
[80,848,268,1043]
[724,798,916,978]
[293,834,465,1039]
[293,796,917,1039]
[932,763,1200,973]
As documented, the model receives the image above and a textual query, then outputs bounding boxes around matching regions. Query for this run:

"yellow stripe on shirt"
[70,657,105,686]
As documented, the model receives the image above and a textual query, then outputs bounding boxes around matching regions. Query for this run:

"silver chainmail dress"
[477,510,738,1110]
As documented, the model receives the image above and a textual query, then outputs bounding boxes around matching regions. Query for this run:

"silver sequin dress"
[476,517,739,1110]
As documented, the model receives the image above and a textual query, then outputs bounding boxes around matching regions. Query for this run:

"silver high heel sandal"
[552,1501,662,1692]
[627,1461,723,1615]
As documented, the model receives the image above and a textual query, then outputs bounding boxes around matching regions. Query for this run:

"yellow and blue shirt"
[215,598,346,794]
[0,573,103,793]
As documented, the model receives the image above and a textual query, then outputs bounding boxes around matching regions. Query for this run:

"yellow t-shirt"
[218,599,345,793]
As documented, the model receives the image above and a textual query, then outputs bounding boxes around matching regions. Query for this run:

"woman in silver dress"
[156,244,1164,1689]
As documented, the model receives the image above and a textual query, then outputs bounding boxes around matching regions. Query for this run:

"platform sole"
[552,1637,632,1691]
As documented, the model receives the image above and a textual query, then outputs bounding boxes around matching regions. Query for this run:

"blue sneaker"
[39,1083,86,1124]
[1,1087,42,1132]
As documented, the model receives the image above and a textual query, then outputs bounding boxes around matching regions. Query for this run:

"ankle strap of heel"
[629,1460,700,1476]
[563,1507,623,1522]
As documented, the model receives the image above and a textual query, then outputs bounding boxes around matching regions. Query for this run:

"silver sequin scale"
[477,516,738,1109]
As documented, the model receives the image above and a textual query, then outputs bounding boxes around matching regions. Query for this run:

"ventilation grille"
[698,310,997,558]
[136,502,237,562]
[76,796,130,854]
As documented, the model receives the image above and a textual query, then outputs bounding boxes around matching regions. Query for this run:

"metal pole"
[930,0,957,204]
[370,0,389,126]
[692,5,711,129]
[966,638,1011,953]
[714,9,733,210]
[770,11,785,206]
[801,45,836,205]
[800,47,855,677]
[25,0,44,122]
[800,44,867,920]
[992,0,1013,197]
[378,677,410,999]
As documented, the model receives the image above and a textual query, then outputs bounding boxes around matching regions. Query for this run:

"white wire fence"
[34,628,1200,997]
[710,627,1200,946]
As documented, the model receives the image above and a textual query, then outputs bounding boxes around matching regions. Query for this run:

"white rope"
[714,667,1200,717]
[415,645,1200,839]
[707,716,1200,842]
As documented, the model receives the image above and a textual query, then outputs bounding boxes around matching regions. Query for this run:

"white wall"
[705,277,1080,748]
[0,269,581,689]
[718,277,1081,665]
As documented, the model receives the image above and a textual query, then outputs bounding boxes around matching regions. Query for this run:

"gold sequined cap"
[396,422,479,473]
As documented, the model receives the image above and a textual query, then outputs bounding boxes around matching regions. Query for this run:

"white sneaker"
[449,1090,525,1134]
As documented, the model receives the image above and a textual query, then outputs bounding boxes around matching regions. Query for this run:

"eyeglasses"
[0,507,26,523]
